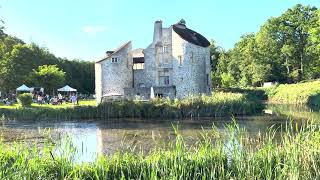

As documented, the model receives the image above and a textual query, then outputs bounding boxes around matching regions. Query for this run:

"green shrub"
[17,93,33,107]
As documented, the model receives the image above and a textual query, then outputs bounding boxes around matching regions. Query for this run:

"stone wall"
[98,42,133,101]
[171,29,211,99]
[124,86,176,100]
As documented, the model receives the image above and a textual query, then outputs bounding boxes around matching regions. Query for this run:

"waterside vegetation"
[0,92,262,120]
[0,121,319,179]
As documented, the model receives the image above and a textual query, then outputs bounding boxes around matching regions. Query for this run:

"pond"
[0,104,319,162]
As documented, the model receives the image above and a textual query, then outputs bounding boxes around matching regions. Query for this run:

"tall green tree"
[27,65,65,94]
[0,33,94,93]
[257,4,317,82]
[211,4,319,88]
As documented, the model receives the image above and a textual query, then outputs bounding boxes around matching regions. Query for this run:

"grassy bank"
[266,104,320,120]
[0,92,263,120]
[0,100,96,109]
[265,80,320,106]
[0,121,319,179]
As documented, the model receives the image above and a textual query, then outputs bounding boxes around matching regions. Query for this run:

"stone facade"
[95,20,211,103]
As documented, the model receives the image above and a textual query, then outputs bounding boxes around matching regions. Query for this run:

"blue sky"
[0,0,319,61]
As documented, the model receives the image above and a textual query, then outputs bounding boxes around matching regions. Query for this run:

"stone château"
[95,19,211,103]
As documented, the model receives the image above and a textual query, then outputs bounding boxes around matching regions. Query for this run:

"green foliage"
[96,92,262,119]
[0,93,262,120]
[265,80,320,106]
[220,73,236,88]
[28,65,65,94]
[0,33,94,93]
[0,121,320,179]
[17,93,33,107]
[212,4,319,87]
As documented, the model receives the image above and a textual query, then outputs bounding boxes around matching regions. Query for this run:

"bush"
[17,93,33,107]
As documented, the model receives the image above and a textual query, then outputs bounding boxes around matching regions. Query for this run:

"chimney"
[153,20,162,44]
[106,51,114,56]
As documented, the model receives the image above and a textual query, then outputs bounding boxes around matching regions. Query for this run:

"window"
[206,74,209,85]
[164,76,169,85]
[111,57,118,63]
[178,55,183,66]
[163,46,168,53]
[133,63,144,70]
[164,58,168,63]
[159,76,170,86]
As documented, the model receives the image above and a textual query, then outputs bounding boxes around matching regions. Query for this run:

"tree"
[0,34,95,93]
[0,19,4,37]
[211,4,319,88]
[0,44,36,91]
[209,39,223,71]
[28,65,65,94]
[307,9,320,78]
[220,73,236,88]
[257,4,317,82]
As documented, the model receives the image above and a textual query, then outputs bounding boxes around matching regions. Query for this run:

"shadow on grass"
[308,94,320,108]
[215,88,268,101]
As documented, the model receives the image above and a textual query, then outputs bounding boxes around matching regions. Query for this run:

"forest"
[210,4,320,87]
[0,25,94,94]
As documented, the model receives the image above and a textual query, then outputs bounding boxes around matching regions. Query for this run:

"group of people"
[0,91,92,106]
[33,93,79,105]
[34,93,78,105]
[0,93,16,105]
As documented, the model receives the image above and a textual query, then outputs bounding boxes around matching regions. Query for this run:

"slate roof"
[172,22,210,48]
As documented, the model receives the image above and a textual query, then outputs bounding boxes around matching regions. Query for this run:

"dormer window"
[111,57,119,63]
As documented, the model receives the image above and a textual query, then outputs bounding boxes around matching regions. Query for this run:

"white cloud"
[82,25,108,35]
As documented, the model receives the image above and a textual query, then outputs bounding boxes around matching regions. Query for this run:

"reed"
[0,120,319,179]
[0,92,263,120]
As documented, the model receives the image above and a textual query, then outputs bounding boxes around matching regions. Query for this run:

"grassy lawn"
[0,99,97,109]
[265,80,320,105]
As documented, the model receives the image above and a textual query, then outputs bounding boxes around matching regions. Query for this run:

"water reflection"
[0,104,319,162]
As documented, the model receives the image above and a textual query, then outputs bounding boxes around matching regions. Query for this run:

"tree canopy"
[211,4,320,87]
[27,65,65,94]
[0,31,94,94]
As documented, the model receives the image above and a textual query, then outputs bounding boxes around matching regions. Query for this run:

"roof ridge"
[96,41,131,63]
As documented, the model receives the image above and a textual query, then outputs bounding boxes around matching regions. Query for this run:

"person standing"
[71,94,77,105]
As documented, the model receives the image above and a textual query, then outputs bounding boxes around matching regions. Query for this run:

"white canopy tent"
[57,85,77,92]
[16,84,30,92]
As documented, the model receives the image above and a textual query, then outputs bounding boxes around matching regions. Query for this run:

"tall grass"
[0,92,263,120]
[0,120,319,179]
[265,80,320,106]
[96,92,262,119]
